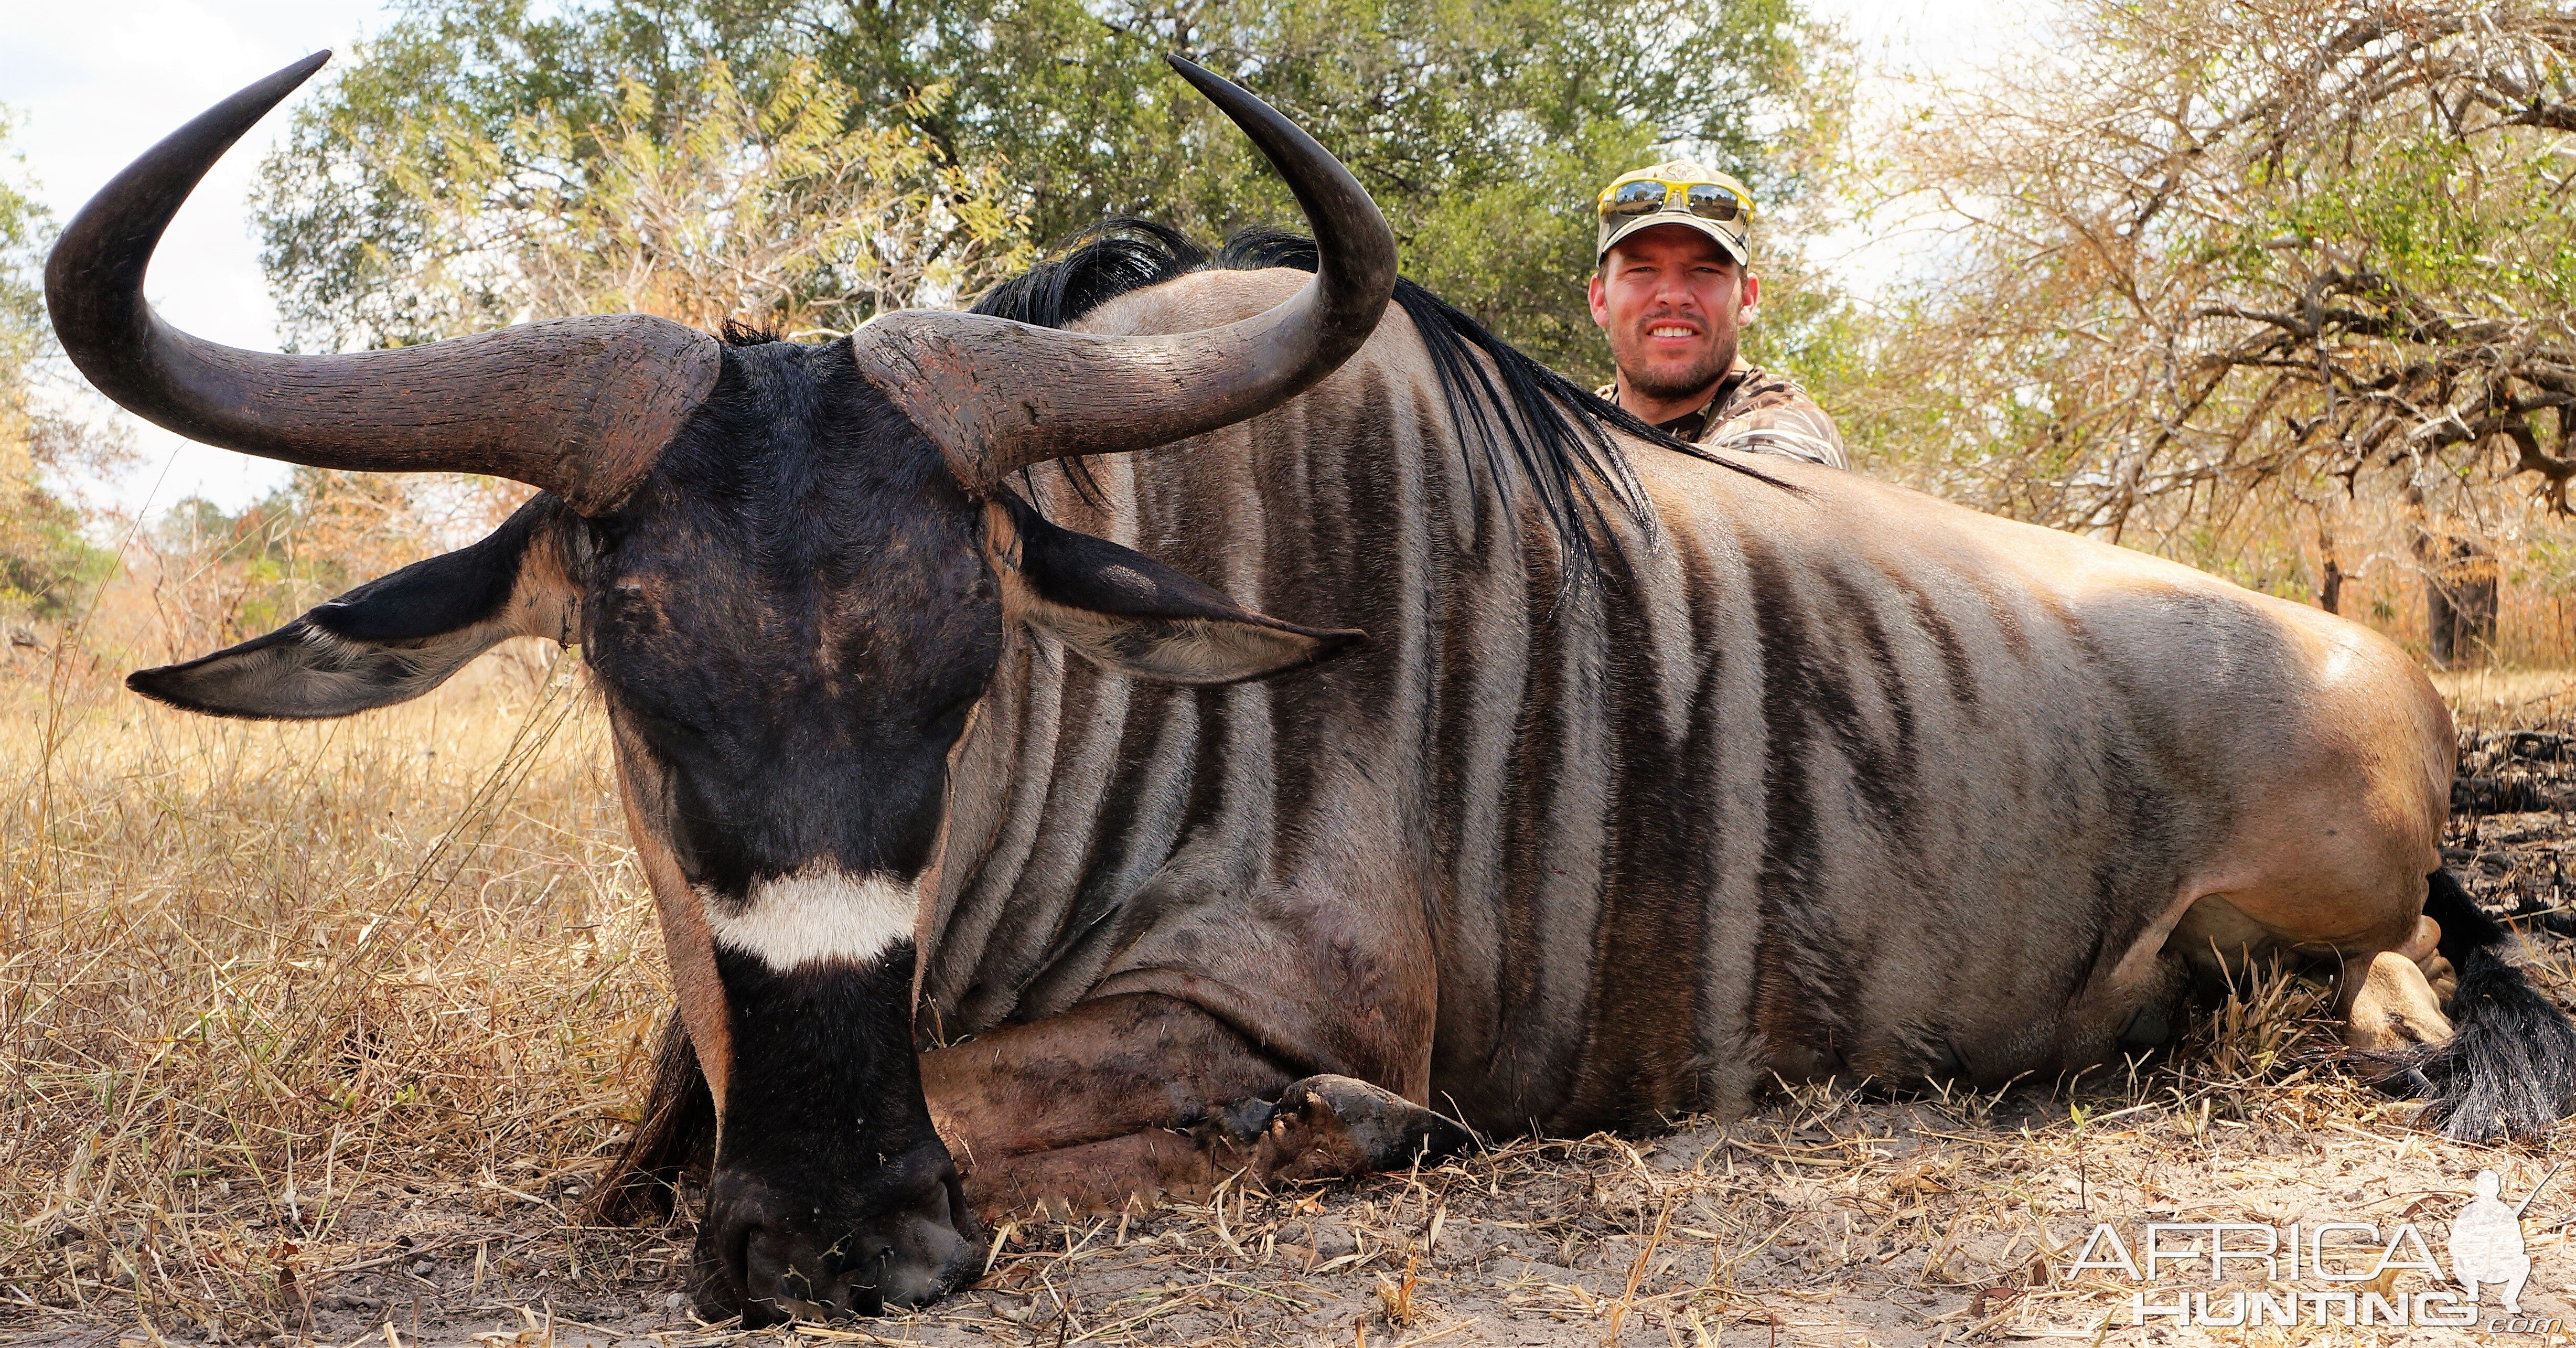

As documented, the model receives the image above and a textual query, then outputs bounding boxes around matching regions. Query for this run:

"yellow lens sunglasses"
[1597,178,1752,222]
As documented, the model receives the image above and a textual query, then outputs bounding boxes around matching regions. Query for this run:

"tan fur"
[1631,454,2452,1061]
[615,732,735,1117]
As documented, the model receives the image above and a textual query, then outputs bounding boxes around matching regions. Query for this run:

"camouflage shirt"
[1597,365,1848,469]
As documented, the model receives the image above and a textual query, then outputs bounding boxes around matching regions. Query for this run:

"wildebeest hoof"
[1217,1095,1279,1144]
[1251,1074,1474,1184]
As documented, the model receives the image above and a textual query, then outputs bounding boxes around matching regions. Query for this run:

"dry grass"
[2432,667,2576,733]
[1,629,677,1344]
[8,587,2576,1346]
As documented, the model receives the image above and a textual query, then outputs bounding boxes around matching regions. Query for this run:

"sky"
[1816,0,2040,78]
[5,0,2042,518]
[6,0,392,517]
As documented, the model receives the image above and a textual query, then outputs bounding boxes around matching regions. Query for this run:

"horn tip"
[1164,52,1223,91]
[278,48,335,87]
[240,50,334,109]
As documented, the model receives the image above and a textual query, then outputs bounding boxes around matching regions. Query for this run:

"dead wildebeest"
[51,50,2576,1326]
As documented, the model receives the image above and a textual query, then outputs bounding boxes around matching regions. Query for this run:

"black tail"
[2402,869,2576,1140]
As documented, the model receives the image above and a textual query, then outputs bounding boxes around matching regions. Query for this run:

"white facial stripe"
[700,868,918,971]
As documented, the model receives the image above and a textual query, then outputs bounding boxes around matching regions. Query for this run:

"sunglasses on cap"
[1597,178,1751,223]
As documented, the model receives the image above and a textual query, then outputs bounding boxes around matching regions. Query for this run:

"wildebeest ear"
[128,496,583,719]
[985,491,1364,686]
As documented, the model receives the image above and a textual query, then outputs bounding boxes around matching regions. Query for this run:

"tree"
[1837,0,2574,581]
[147,468,452,650]
[0,110,119,625]
[271,54,1036,341]
[256,0,1835,378]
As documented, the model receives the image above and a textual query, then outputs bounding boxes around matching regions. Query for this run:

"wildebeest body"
[916,268,2432,1141]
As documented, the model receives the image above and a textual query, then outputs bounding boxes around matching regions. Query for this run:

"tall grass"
[2101,479,2576,671]
[0,607,666,1339]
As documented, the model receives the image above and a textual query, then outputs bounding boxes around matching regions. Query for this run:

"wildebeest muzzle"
[690,946,980,1322]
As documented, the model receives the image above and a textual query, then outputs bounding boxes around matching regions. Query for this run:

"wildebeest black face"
[589,347,1001,1318]
[50,47,1392,1327]
[595,346,1002,897]
[111,342,1368,1319]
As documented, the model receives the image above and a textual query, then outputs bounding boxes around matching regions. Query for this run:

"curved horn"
[854,55,1398,490]
[46,52,721,516]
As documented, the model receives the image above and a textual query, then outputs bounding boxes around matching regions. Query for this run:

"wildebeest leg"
[963,1130,1241,1217]
[2339,953,2453,1065]
[2337,915,2455,1066]
[1237,1074,1475,1185]
[2173,893,2454,1069]
[2343,872,2576,1146]
[919,993,1465,1217]
[919,992,1285,1217]
[956,1080,1474,1218]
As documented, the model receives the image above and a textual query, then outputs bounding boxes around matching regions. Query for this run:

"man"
[1588,160,1847,468]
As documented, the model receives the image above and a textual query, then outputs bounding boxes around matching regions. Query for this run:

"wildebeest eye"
[622,701,712,756]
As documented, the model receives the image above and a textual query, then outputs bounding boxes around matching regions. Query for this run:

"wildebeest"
[51,51,2576,1326]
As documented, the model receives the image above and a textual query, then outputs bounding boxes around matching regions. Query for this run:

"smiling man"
[1588,161,1848,468]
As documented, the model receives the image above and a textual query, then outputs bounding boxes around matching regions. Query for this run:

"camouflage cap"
[1595,159,1753,266]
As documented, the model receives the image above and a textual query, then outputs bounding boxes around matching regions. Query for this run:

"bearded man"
[1588,161,1847,468]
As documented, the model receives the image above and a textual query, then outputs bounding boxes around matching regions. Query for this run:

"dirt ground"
[14,699,2576,1347]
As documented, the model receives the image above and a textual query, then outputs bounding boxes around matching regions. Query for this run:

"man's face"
[1587,226,1759,403]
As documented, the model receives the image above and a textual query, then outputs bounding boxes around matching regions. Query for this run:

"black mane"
[971,220,1783,584]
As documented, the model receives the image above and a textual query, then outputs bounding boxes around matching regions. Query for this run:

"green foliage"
[0,477,114,620]
[0,109,117,623]
[257,0,1833,379]
[0,117,39,375]
[331,55,1036,337]
[154,495,305,637]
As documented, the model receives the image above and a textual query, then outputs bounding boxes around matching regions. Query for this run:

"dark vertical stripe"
[1815,564,1926,863]
[1884,568,1981,714]
[1560,539,1722,1129]
[1966,572,2032,662]
[1273,390,1404,875]
[1489,509,1572,1105]
[1740,537,1861,1081]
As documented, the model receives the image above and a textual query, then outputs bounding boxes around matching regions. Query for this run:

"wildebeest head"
[48,51,1394,1322]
